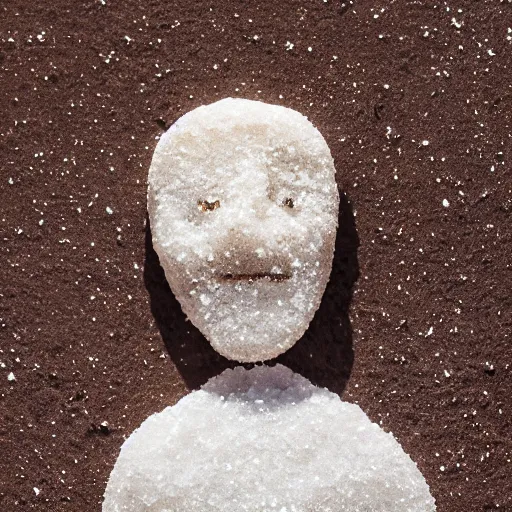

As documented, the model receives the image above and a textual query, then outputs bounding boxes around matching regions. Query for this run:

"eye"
[198,199,220,212]
[282,198,294,208]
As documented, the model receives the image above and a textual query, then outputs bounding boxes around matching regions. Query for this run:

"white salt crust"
[148,98,339,362]
[103,365,436,512]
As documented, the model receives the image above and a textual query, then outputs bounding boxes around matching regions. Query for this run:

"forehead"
[149,99,334,194]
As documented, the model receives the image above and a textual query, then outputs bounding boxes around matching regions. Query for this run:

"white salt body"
[103,365,435,512]
[148,98,339,362]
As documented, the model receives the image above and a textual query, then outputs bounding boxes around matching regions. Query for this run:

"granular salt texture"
[148,98,339,362]
[103,365,436,512]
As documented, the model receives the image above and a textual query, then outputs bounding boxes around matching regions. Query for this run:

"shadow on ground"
[144,192,359,394]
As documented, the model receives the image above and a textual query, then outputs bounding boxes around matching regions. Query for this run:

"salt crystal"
[148,98,339,362]
[103,365,435,512]
[7,372,15,381]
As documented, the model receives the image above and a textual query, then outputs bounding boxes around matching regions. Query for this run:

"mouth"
[219,272,291,283]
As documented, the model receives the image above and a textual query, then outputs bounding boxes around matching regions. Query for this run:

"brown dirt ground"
[1,1,511,510]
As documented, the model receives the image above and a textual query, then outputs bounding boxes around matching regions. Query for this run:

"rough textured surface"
[104,365,435,512]
[148,98,338,362]
[1,1,511,511]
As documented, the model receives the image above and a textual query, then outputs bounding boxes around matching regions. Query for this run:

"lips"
[219,272,291,282]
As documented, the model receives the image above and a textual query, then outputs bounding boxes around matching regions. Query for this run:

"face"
[148,98,338,362]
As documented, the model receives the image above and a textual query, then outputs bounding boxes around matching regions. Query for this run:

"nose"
[211,192,297,282]
[212,224,293,279]
[207,163,302,279]
[215,163,293,233]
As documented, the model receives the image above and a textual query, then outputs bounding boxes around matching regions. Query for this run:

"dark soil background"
[1,1,511,510]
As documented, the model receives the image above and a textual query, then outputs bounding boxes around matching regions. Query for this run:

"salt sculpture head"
[148,98,339,362]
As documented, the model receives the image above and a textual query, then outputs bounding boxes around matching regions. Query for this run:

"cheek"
[289,205,331,242]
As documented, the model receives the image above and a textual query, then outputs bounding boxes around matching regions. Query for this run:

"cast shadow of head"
[144,192,359,396]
